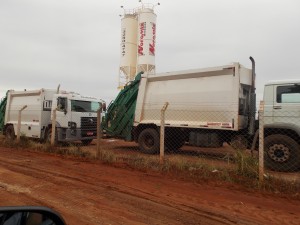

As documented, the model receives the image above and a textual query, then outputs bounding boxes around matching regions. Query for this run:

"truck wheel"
[138,128,160,154]
[82,139,93,146]
[264,134,300,172]
[5,125,15,141]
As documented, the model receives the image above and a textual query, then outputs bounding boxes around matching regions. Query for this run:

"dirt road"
[0,147,299,225]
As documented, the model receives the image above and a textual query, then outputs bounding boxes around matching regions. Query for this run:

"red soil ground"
[0,146,299,225]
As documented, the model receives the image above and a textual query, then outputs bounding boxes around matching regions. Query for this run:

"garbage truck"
[0,88,104,145]
[102,57,300,171]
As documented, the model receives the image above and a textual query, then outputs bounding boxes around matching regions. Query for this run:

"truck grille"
[81,117,97,137]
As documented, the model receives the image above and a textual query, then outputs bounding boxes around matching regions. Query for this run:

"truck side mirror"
[0,206,66,225]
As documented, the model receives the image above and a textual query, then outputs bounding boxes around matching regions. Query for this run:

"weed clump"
[234,149,259,179]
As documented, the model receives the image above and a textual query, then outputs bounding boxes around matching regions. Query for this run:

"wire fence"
[102,101,300,184]
[1,103,300,186]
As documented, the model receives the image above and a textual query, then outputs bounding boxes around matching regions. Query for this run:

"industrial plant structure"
[119,2,159,89]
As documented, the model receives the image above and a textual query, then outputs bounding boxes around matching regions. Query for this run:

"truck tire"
[5,125,15,141]
[82,139,93,146]
[264,134,300,172]
[138,128,160,154]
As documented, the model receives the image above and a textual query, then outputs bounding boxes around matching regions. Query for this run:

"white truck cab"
[51,91,101,144]
[263,80,300,171]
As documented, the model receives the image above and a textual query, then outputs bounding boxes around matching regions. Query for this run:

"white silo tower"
[118,2,159,89]
[136,3,157,74]
[118,9,138,89]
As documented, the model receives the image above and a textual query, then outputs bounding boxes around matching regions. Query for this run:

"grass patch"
[0,135,34,149]
[233,149,259,179]
[259,175,300,197]
[0,134,299,198]
[99,149,117,164]
[0,135,91,158]
[109,151,299,198]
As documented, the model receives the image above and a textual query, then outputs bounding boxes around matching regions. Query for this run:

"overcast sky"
[1,0,299,103]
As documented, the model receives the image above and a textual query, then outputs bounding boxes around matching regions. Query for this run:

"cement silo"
[119,11,138,89]
[118,2,159,88]
[136,5,157,74]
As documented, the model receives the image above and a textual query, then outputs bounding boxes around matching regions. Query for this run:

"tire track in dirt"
[0,153,236,224]
[0,157,254,224]
[0,148,300,225]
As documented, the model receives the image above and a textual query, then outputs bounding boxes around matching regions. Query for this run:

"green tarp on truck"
[102,72,142,141]
[0,93,7,132]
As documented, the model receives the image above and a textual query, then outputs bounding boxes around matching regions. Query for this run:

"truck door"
[273,84,300,126]
[263,84,274,124]
[56,97,70,129]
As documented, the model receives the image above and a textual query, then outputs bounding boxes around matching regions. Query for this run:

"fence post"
[96,108,103,159]
[50,84,60,146]
[51,108,57,146]
[160,102,169,164]
[258,101,265,183]
[16,105,27,143]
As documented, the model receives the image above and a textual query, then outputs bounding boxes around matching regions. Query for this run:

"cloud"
[0,0,300,103]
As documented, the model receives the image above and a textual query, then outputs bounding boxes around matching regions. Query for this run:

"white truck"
[103,57,300,171]
[1,88,103,145]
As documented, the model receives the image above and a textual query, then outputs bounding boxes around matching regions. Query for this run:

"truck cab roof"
[265,80,300,86]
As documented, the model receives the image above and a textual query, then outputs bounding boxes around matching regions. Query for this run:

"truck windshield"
[71,100,100,112]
